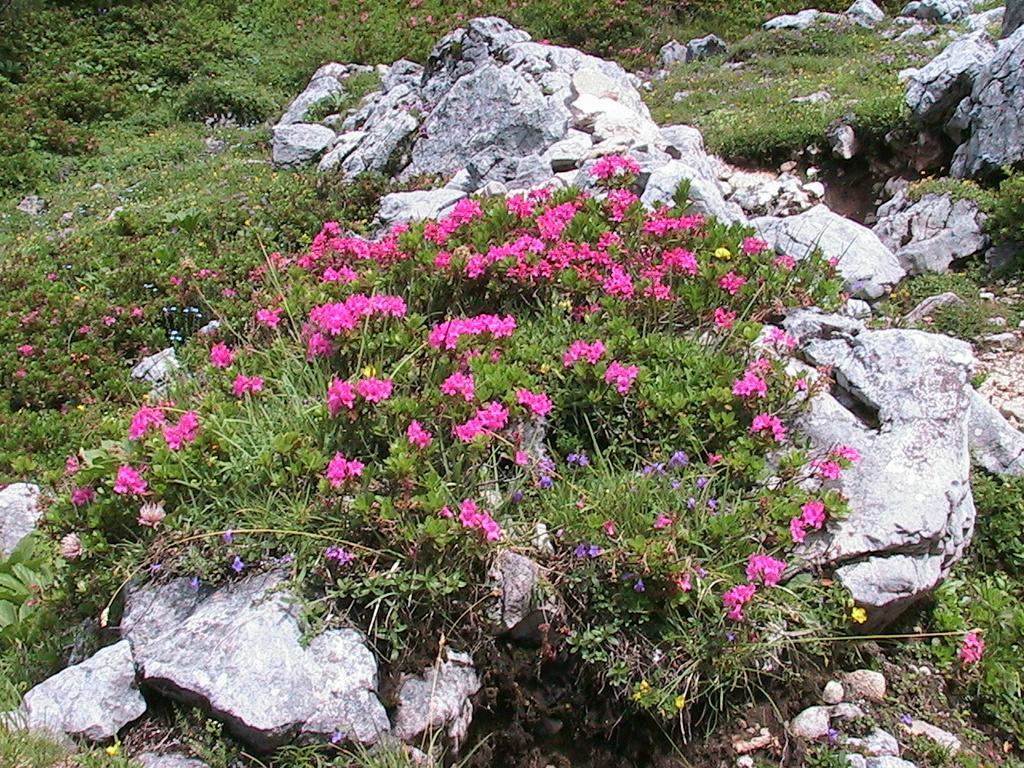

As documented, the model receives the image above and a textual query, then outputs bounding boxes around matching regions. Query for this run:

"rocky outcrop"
[659,34,728,66]
[274,17,665,193]
[753,205,906,300]
[783,312,977,625]
[0,483,42,557]
[873,189,988,274]
[271,123,337,167]
[137,754,210,768]
[16,641,146,742]
[904,31,996,124]
[951,27,1024,179]
[122,571,389,752]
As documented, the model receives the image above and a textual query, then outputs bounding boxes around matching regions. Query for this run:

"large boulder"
[783,312,977,626]
[872,189,988,274]
[951,27,1024,179]
[966,389,1024,475]
[271,123,337,167]
[277,62,375,126]
[752,205,906,300]
[123,571,389,752]
[377,188,466,227]
[17,641,146,741]
[0,483,42,557]
[1004,0,1024,36]
[905,31,996,124]
[899,0,972,23]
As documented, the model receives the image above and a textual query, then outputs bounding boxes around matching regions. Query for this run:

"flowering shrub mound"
[52,161,869,722]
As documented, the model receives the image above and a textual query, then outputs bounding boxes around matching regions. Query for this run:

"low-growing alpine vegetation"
[42,160,877,725]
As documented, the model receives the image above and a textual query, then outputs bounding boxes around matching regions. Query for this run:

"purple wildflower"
[538,476,553,489]
[510,489,524,504]
[325,546,355,565]
[669,451,688,468]
[634,578,645,593]
[223,529,235,544]
[189,576,200,592]
[231,555,244,573]
[696,477,709,490]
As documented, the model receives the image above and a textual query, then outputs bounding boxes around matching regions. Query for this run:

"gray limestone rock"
[377,188,466,227]
[784,312,976,624]
[905,30,996,124]
[392,649,481,750]
[873,190,988,274]
[271,123,337,167]
[0,483,42,557]
[20,641,146,741]
[951,26,1024,179]
[124,571,389,752]
[753,205,906,299]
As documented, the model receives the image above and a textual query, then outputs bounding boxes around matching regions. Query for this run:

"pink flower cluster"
[129,406,166,440]
[745,553,786,586]
[719,271,748,296]
[428,314,516,350]
[453,401,509,442]
[325,452,364,488]
[457,498,502,541]
[308,295,408,338]
[114,465,147,496]
[424,198,484,246]
[210,342,235,369]
[163,411,200,451]
[604,360,639,395]
[714,307,737,329]
[327,376,392,415]
[732,359,770,399]
[790,499,827,544]
[441,371,475,401]
[751,412,786,442]
[722,583,757,621]
[516,388,553,418]
[406,420,433,448]
[959,631,984,664]
[232,374,264,397]
[590,154,641,180]
[563,339,606,367]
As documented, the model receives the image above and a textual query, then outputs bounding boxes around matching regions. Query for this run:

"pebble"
[846,728,900,757]
[790,705,831,740]
[841,669,886,702]
[822,680,845,704]
[830,702,866,721]
[979,291,996,300]
[737,757,755,768]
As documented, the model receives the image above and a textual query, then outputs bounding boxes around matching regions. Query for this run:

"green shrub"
[988,170,1024,247]
[176,74,277,124]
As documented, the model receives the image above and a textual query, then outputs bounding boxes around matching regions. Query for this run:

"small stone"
[980,332,1020,350]
[130,348,180,397]
[902,719,961,753]
[16,195,47,216]
[989,316,1008,326]
[822,680,845,704]
[780,160,798,173]
[841,670,886,702]
[846,728,900,757]
[790,706,831,740]
[979,290,996,300]
[864,758,918,768]
[842,299,873,319]
[737,757,755,768]
[830,702,866,722]
[792,90,833,104]
[137,754,210,768]
[393,649,481,750]
[804,181,826,198]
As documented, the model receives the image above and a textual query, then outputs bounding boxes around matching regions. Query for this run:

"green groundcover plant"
[28,161,984,731]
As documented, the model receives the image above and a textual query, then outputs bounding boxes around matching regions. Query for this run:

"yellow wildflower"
[714,247,733,260]
[675,694,686,710]
[361,365,377,378]
[851,606,868,624]
[105,743,121,757]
